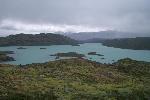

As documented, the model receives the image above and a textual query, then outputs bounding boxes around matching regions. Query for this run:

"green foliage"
[0,58,150,100]
[0,33,78,46]
[101,37,150,50]
[116,58,150,77]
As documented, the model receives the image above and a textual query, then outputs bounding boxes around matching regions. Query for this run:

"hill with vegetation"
[0,58,150,100]
[101,37,150,50]
[0,33,78,46]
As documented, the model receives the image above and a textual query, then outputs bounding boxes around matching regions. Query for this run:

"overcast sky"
[0,0,150,36]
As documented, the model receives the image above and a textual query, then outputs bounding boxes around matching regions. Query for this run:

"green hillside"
[0,58,149,100]
[0,33,78,46]
[101,37,150,50]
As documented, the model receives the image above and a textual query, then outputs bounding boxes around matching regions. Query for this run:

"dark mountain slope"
[0,33,78,46]
[101,37,150,50]
[81,37,150,50]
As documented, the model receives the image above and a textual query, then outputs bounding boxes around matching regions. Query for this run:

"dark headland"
[0,33,78,46]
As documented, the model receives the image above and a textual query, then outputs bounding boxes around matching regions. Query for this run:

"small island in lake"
[88,52,104,56]
[50,52,85,58]
[101,57,105,59]
[71,44,80,46]
[40,48,47,49]
[0,51,15,62]
[17,47,27,49]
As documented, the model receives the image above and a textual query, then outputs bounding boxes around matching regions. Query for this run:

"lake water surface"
[0,43,150,65]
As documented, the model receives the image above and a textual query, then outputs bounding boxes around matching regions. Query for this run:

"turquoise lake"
[0,43,150,65]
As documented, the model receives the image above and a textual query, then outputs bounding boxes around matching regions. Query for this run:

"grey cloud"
[0,0,150,35]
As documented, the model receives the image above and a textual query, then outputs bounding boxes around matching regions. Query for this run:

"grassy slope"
[0,58,150,100]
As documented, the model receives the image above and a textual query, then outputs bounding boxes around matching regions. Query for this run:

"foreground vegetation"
[0,58,150,100]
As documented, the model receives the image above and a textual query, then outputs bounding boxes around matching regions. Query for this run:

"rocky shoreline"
[0,51,15,62]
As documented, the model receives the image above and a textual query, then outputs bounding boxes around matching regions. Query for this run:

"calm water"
[0,43,150,65]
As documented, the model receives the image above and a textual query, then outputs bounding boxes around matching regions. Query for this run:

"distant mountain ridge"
[65,31,136,40]
[83,37,150,50]
[65,31,150,40]
[101,37,150,50]
[0,33,78,46]
[64,31,150,50]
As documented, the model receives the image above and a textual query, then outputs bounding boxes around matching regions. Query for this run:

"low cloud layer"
[0,19,109,33]
[0,0,150,36]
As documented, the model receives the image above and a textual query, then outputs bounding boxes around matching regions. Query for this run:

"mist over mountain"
[64,31,150,40]
[0,0,150,36]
